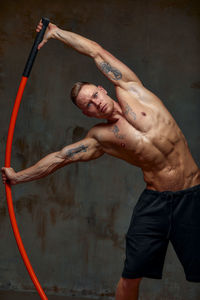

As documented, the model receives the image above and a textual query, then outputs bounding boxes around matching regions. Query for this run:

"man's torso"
[90,83,200,192]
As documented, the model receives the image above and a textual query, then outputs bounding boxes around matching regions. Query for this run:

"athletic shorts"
[122,184,200,282]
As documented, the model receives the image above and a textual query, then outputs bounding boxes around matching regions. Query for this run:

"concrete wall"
[0,0,200,299]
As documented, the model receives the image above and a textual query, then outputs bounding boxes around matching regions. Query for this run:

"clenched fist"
[1,167,18,185]
[36,19,58,50]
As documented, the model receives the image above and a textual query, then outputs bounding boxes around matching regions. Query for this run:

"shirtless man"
[2,21,200,300]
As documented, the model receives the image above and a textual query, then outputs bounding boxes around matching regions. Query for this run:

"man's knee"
[118,277,142,291]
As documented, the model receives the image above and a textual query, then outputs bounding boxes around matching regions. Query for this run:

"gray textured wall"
[0,0,200,299]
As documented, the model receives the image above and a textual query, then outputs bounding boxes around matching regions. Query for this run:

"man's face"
[76,84,115,119]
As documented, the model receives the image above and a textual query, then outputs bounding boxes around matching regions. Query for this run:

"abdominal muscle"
[133,140,199,192]
[140,132,200,191]
[143,161,200,192]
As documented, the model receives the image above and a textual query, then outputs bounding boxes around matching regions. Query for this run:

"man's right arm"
[1,137,104,185]
[36,21,142,86]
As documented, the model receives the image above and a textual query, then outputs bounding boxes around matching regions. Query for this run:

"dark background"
[0,0,200,299]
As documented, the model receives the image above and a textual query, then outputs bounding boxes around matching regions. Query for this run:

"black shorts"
[122,184,200,282]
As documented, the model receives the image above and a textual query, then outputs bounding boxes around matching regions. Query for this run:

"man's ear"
[98,85,107,94]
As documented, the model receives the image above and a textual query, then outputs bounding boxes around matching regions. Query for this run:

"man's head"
[70,82,115,119]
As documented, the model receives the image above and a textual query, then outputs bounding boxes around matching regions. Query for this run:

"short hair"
[70,81,91,106]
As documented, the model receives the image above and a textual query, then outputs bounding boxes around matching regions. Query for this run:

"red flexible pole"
[5,76,48,300]
[4,17,50,299]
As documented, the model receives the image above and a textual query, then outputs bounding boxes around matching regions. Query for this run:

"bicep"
[94,46,142,86]
[57,137,104,164]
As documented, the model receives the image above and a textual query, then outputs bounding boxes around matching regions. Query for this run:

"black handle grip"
[23,17,50,77]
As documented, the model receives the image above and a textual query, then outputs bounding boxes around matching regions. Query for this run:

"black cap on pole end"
[42,17,50,27]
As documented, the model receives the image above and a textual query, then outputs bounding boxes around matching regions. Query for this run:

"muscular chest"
[97,119,144,158]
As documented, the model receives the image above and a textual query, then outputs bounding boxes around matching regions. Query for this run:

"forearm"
[15,151,66,184]
[52,28,99,58]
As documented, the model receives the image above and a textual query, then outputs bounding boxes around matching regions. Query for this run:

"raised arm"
[1,137,104,185]
[36,21,142,87]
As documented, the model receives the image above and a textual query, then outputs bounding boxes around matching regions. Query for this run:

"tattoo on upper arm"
[124,103,137,121]
[67,145,89,158]
[111,125,125,139]
[99,62,122,80]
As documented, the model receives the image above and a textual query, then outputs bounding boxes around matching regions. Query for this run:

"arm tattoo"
[111,125,125,139]
[99,62,122,80]
[67,145,88,158]
[124,103,137,121]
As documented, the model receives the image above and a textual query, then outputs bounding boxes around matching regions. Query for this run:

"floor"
[0,290,93,300]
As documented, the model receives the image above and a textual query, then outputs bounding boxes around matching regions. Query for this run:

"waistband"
[143,184,200,196]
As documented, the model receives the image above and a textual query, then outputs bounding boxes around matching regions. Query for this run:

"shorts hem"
[122,271,162,280]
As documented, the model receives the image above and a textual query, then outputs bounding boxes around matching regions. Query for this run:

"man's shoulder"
[87,122,110,139]
[115,80,164,108]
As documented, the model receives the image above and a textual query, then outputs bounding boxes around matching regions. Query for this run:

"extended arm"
[37,21,142,87]
[1,137,104,185]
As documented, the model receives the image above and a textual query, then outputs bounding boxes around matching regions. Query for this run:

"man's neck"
[107,101,123,123]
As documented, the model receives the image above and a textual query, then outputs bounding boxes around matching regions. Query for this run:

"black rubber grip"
[23,17,50,77]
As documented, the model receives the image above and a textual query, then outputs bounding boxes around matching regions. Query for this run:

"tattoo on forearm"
[99,62,122,80]
[111,125,125,139]
[124,103,137,120]
[67,145,88,158]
